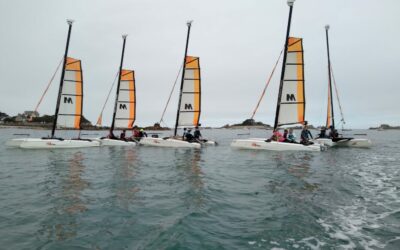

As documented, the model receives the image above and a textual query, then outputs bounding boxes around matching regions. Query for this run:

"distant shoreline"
[369,124,400,130]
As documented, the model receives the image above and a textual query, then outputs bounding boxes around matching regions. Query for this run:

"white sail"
[277,37,305,126]
[57,57,83,129]
[114,70,136,128]
[178,56,201,127]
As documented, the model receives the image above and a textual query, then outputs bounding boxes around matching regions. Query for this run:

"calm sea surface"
[0,128,399,249]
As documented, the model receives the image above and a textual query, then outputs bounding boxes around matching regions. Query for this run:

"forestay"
[57,57,83,128]
[277,37,305,126]
[114,69,136,128]
[178,56,201,127]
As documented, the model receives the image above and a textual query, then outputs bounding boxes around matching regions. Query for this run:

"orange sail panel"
[96,114,102,126]
[57,57,82,129]
[114,70,136,128]
[277,37,305,126]
[326,86,332,128]
[178,56,201,127]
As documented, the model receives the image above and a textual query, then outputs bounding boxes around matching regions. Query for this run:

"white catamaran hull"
[231,138,323,152]
[198,139,217,146]
[97,138,137,146]
[140,137,201,148]
[18,138,100,149]
[315,138,371,148]
[5,138,28,148]
[204,140,217,146]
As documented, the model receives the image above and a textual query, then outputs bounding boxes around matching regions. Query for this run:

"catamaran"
[231,0,323,152]
[6,20,99,149]
[314,25,371,148]
[140,21,215,148]
[97,35,137,146]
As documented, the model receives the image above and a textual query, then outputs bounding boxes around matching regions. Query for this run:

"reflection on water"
[38,151,89,241]
[267,152,319,195]
[174,149,205,209]
[2,128,399,249]
[64,152,88,214]
[109,147,140,210]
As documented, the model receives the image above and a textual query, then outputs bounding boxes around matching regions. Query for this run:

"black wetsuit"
[194,130,201,139]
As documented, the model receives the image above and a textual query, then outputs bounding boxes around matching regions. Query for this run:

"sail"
[114,69,136,128]
[277,37,305,126]
[178,56,201,127]
[96,114,102,126]
[57,57,83,129]
[326,86,332,128]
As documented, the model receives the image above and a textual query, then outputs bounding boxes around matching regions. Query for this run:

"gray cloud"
[0,0,399,129]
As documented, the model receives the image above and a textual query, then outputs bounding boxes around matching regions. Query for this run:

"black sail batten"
[115,70,136,129]
[176,56,201,128]
[277,37,305,127]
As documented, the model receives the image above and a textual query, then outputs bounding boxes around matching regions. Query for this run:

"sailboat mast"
[325,25,335,130]
[174,21,192,136]
[110,35,127,134]
[273,0,295,130]
[51,20,73,138]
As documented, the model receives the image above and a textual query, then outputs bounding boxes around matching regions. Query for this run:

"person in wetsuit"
[182,128,187,140]
[120,130,126,140]
[287,128,297,143]
[318,126,327,138]
[185,129,194,142]
[328,126,339,139]
[138,129,147,138]
[300,125,313,145]
[194,126,202,140]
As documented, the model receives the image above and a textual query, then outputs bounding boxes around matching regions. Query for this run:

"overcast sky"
[0,0,399,128]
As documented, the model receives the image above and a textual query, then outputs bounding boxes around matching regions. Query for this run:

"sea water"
[0,128,399,249]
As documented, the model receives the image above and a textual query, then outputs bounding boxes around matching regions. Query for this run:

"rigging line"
[250,49,283,120]
[159,62,184,124]
[161,119,170,129]
[330,64,345,124]
[33,56,64,114]
[96,70,119,125]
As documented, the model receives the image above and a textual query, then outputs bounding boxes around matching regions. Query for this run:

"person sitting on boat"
[317,126,327,138]
[132,127,140,138]
[194,126,202,140]
[300,125,313,145]
[182,128,188,140]
[283,129,289,141]
[138,128,147,138]
[328,126,339,139]
[287,128,297,143]
[120,130,126,140]
[185,129,194,142]
[268,129,285,142]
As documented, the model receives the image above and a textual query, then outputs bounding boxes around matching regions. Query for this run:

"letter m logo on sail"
[286,94,296,102]
[64,97,73,104]
[119,104,127,110]
[184,103,193,110]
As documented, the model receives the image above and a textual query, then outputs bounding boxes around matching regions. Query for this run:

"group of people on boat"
[268,123,341,145]
[268,125,313,145]
[317,126,339,139]
[182,126,203,142]
[106,126,148,141]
